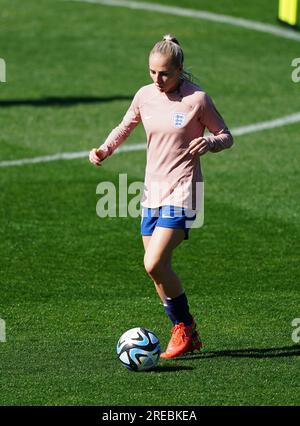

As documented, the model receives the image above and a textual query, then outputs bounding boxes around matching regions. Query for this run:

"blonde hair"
[150,34,194,82]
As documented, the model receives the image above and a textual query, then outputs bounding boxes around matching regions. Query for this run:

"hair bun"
[163,34,180,45]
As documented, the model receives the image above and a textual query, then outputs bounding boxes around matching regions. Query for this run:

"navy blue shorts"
[141,205,196,240]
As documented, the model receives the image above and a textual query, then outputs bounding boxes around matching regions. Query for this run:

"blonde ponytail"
[150,34,195,82]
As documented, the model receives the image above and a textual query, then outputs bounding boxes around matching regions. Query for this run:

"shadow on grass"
[148,365,194,373]
[0,95,133,107]
[174,345,300,361]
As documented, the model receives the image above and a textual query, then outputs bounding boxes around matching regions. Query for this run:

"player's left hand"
[188,137,210,156]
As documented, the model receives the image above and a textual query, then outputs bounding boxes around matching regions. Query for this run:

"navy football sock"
[163,302,177,325]
[163,292,194,326]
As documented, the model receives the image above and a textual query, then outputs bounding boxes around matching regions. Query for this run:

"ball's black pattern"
[116,327,161,371]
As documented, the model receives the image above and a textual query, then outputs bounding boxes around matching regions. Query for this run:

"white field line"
[66,0,300,43]
[0,113,300,168]
[232,111,300,136]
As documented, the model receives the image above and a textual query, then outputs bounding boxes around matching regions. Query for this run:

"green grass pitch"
[0,0,299,405]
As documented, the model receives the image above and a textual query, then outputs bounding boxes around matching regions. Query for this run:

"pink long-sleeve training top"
[99,79,233,210]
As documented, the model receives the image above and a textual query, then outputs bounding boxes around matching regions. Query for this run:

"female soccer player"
[89,35,233,358]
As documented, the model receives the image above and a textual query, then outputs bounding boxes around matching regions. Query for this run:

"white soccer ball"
[116,327,161,371]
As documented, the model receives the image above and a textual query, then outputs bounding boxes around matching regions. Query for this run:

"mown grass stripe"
[66,0,300,42]
[0,113,299,168]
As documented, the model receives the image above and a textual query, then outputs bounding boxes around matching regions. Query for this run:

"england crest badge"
[173,112,186,128]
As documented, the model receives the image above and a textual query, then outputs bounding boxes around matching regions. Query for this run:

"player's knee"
[144,255,165,278]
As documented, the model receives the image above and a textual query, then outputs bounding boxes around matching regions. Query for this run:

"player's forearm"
[206,129,234,153]
[98,123,133,160]
[98,97,141,160]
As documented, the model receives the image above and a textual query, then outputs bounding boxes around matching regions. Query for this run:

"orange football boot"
[160,321,202,359]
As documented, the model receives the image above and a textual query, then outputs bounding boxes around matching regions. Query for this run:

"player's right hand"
[89,148,103,166]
